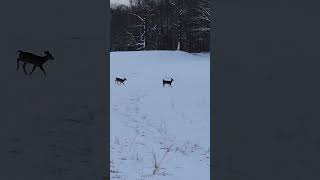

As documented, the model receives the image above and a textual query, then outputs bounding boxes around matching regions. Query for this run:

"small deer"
[115,77,127,85]
[163,78,174,87]
[16,50,55,77]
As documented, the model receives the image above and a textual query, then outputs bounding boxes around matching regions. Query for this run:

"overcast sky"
[110,0,129,5]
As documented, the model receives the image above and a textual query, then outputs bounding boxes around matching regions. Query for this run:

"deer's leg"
[29,65,37,75]
[39,65,47,77]
[22,63,27,75]
[16,60,20,70]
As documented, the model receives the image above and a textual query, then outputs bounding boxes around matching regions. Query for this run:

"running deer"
[115,77,127,85]
[16,50,55,77]
[163,78,174,87]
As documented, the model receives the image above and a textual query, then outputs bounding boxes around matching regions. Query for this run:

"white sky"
[110,0,129,5]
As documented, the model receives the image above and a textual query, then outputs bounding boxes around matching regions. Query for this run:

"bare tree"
[126,0,158,50]
[192,0,211,33]
[110,0,212,52]
[171,0,187,50]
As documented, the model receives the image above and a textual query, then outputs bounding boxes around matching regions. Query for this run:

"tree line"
[111,0,212,53]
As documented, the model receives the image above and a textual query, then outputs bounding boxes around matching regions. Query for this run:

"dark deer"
[16,50,55,77]
[163,78,174,87]
[115,77,127,85]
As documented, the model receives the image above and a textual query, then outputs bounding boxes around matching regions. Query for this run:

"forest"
[110,0,212,53]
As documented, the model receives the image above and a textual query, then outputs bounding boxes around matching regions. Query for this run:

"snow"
[0,1,107,179]
[111,0,129,5]
[111,50,210,180]
[0,36,107,180]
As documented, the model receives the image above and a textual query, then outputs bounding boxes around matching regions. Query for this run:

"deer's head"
[171,78,174,81]
[44,51,55,60]
[124,78,127,81]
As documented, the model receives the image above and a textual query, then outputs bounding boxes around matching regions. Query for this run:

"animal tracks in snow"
[111,88,208,179]
[111,51,210,179]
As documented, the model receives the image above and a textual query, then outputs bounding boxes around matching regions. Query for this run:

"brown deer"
[16,50,55,77]
[163,78,174,87]
[115,77,127,85]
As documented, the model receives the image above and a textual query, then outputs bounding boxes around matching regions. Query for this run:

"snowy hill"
[111,50,210,180]
[0,37,107,180]
[0,1,107,179]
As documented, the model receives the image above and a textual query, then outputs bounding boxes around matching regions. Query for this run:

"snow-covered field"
[111,50,210,180]
[0,1,107,179]
[0,36,107,179]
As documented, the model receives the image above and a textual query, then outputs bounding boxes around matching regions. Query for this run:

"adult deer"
[163,78,174,87]
[115,77,127,85]
[16,50,55,77]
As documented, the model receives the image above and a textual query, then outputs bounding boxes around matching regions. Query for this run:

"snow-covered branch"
[129,12,145,22]
[192,0,211,33]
